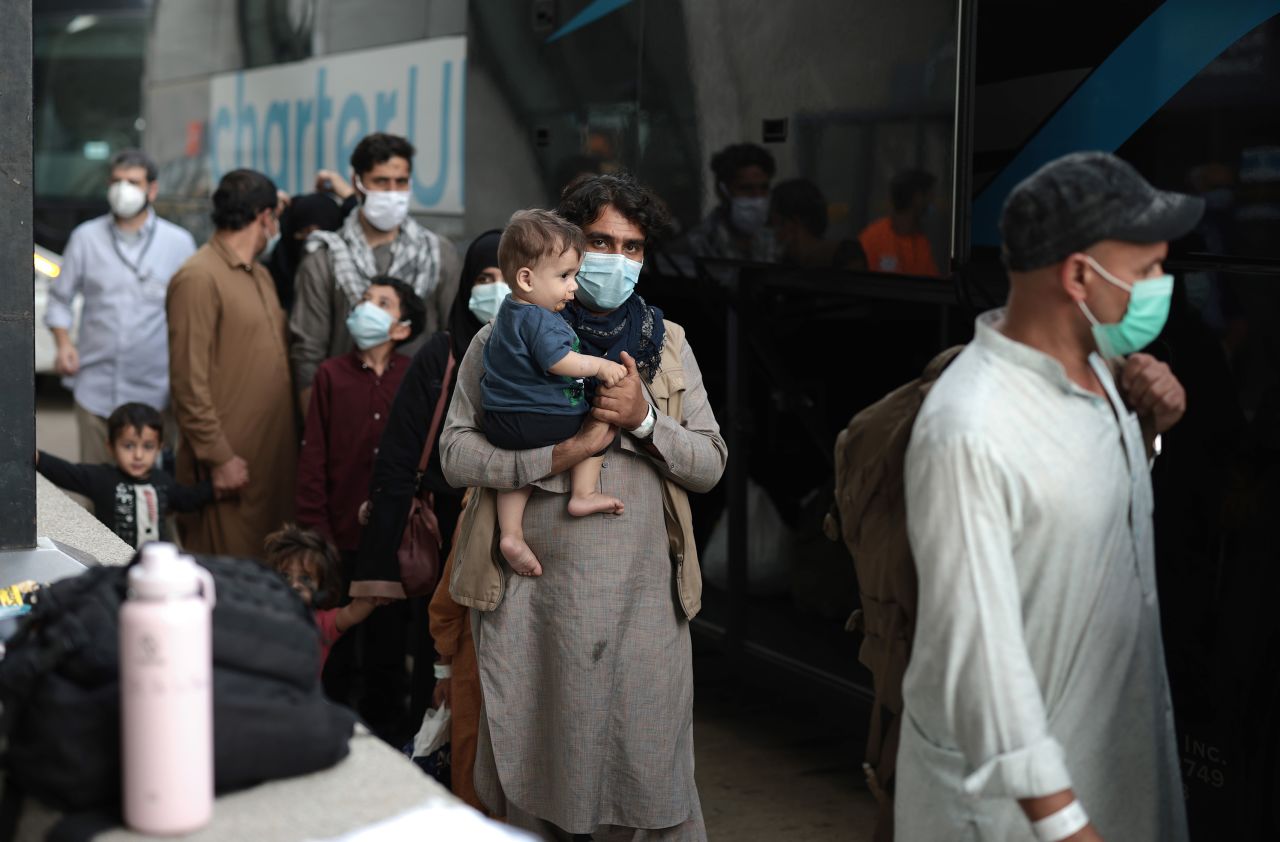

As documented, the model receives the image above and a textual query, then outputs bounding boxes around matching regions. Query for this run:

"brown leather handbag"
[397,350,456,598]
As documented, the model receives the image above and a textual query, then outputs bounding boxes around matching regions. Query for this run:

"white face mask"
[729,196,769,235]
[357,177,411,232]
[468,282,509,323]
[107,180,148,219]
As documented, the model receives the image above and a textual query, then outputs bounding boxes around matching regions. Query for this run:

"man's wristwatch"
[630,405,657,440]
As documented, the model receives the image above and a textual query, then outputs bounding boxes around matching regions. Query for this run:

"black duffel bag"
[0,552,356,818]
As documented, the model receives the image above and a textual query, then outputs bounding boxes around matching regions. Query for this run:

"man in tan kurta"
[167,168,297,559]
[440,175,726,841]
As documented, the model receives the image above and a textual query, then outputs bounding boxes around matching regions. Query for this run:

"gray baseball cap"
[999,151,1205,272]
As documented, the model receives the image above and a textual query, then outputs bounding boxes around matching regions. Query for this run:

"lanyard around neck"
[110,217,158,282]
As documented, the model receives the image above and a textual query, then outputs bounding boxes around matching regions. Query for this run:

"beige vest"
[448,320,703,619]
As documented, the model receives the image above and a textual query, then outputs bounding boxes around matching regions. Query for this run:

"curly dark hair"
[557,172,671,243]
[350,133,415,178]
[710,143,776,186]
[367,275,426,345]
[211,169,277,231]
[263,524,343,611]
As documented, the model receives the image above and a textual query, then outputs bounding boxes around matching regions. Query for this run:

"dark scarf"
[447,229,503,360]
[562,293,666,382]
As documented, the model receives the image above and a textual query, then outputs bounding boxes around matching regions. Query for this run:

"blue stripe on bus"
[971,0,1280,247]
[546,0,636,43]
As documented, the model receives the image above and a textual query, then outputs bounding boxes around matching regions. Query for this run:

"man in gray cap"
[896,152,1201,842]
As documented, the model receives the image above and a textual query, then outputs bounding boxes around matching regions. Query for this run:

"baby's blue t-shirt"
[481,297,587,415]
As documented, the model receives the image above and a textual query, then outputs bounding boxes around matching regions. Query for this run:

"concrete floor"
[35,379,878,841]
[692,657,877,841]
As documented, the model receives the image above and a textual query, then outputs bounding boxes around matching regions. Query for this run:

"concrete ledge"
[34,474,133,567]
[18,729,458,841]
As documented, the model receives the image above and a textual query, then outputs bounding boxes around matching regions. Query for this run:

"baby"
[481,209,627,577]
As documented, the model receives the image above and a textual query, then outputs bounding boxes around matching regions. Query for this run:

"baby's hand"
[596,359,628,387]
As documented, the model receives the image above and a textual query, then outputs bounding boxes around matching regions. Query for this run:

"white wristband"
[630,404,657,440]
[433,663,452,680]
[1032,800,1088,842]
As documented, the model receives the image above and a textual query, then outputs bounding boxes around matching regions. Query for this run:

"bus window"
[34,8,147,250]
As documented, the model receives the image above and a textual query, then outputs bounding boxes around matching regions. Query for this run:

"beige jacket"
[442,320,722,620]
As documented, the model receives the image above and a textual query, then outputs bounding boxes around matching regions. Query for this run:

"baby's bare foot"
[568,494,625,517]
[500,535,542,576]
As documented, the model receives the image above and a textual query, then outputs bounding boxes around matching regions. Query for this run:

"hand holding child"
[592,352,649,430]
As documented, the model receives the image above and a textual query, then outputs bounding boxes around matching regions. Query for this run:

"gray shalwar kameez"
[897,311,1188,841]
[440,322,726,839]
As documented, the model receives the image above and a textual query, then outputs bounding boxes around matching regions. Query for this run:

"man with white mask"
[290,133,459,409]
[898,152,1202,842]
[45,149,196,464]
[682,142,779,262]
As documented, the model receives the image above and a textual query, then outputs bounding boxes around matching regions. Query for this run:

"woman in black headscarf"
[266,192,349,311]
[356,229,503,564]
[343,230,504,748]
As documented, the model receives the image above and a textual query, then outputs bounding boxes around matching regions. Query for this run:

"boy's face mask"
[1077,254,1174,359]
[346,301,396,350]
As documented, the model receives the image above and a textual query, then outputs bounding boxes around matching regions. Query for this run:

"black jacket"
[36,451,214,548]
[352,228,498,585]
[355,332,464,583]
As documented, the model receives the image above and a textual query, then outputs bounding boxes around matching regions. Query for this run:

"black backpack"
[0,552,356,820]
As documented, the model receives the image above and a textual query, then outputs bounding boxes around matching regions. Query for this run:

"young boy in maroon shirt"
[296,275,425,729]
[295,275,425,556]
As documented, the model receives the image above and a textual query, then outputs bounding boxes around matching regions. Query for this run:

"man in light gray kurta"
[441,175,726,841]
[898,153,1203,842]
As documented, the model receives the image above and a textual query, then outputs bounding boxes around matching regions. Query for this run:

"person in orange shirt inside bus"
[859,169,941,277]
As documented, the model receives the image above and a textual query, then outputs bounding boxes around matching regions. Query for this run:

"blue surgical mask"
[729,196,769,235]
[1078,255,1174,359]
[468,282,509,323]
[576,252,642,312]
[346,301,395,350]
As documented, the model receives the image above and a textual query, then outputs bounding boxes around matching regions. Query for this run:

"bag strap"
[415,349,457,485]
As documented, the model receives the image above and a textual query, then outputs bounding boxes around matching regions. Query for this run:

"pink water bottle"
[119,543,216,834]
